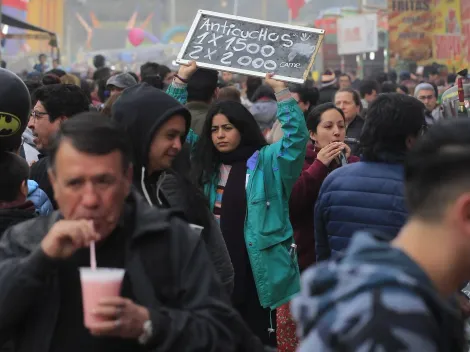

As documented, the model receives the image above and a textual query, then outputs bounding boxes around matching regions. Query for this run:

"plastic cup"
[79,267,125,328]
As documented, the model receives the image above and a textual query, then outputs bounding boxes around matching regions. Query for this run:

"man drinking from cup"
[0,113,240,352]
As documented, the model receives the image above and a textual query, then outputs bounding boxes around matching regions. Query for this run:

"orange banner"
[26,0,64,53]
[388,0,433,61]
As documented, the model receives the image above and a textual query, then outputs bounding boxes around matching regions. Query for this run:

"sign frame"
[337,13,378,56]
[176,10,325,84]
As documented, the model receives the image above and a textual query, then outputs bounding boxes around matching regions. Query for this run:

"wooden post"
[357,0,364,78]
[261,0,267,20]
[234,0,239,16]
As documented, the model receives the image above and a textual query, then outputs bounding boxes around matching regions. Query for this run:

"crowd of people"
[0,51,469,351]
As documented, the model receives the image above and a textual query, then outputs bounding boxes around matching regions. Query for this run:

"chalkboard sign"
[176,10,325,84]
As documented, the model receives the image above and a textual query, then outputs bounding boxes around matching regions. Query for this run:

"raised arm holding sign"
[176,10,325,84]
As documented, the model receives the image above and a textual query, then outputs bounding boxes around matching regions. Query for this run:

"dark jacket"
[0,191,251,352]
[0,201,36,352]
[112,83,234,296]
[30,154,57,209]
[314,159,407,261]
[186,101,210,136]
[317,86,337,105]
[351,78,362,90]
[345,115,365,157]
[292,232,465,351]
[0,201,36,236]
[289,143,359,271]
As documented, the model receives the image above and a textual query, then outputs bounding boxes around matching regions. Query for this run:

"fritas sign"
[176,10,325,84]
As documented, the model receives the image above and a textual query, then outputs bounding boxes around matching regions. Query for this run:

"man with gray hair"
[414,82,443,125]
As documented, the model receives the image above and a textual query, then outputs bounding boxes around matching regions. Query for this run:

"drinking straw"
[90,241,97,270]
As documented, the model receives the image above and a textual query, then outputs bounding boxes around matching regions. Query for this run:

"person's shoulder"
[331,160,403,178]
[322,161,363,183]
[27,179,39,194]
[1,213,58,251]
[306,286,439,351]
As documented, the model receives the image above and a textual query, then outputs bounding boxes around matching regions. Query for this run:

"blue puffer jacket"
[314,161,408,261]
[27,180,54,216]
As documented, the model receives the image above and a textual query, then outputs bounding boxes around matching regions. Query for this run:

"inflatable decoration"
[128,28,146,47]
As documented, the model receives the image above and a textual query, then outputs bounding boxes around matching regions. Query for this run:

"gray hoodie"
[249,100,277,131]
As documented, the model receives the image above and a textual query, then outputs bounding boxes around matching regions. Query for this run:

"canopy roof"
[2,13,54,34]
[1,13,57,46]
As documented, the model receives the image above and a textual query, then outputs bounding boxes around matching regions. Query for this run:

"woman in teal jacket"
[167,65,308,346]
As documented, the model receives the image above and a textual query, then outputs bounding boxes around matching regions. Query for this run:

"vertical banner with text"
[432,0,462,68]
[387,0,433,61]
[462,0,470,65]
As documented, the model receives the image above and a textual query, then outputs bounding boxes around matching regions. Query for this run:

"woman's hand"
[340,142,351,159]
[316,142,344,167]
[176,61,198,82]
[265,73,287,93]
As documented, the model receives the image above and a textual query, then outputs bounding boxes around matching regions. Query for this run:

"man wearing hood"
[292,119,470,351]
[111,73,234,296]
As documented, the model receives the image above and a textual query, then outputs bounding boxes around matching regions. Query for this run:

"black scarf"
[219,145,258,305]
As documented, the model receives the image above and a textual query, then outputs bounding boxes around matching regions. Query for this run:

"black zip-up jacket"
[0,191,245,352]
[112,83,235,296]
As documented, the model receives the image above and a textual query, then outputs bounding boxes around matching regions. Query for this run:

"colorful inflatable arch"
[161,26,189,44]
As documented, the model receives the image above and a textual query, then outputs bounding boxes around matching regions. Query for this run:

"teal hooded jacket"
[167,83,308,309]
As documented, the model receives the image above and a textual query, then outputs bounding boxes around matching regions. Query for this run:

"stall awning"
[1,13,54,35]
[1,13,58,46]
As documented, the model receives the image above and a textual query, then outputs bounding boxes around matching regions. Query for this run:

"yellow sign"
[432,0,463,68]
[462,0,470,64]
[388,0,433,61]
[0,112,21,137]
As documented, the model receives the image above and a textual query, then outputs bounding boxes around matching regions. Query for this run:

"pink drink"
[79,267,125,328]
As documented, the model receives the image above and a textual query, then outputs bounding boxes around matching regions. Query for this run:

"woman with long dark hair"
[168,67,309,347]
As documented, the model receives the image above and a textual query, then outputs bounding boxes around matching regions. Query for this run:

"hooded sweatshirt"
[291,232,466,352]
[112,83,235,295]
[112,83,191,201]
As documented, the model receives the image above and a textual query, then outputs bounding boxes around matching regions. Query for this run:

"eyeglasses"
[30,110,48,119]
